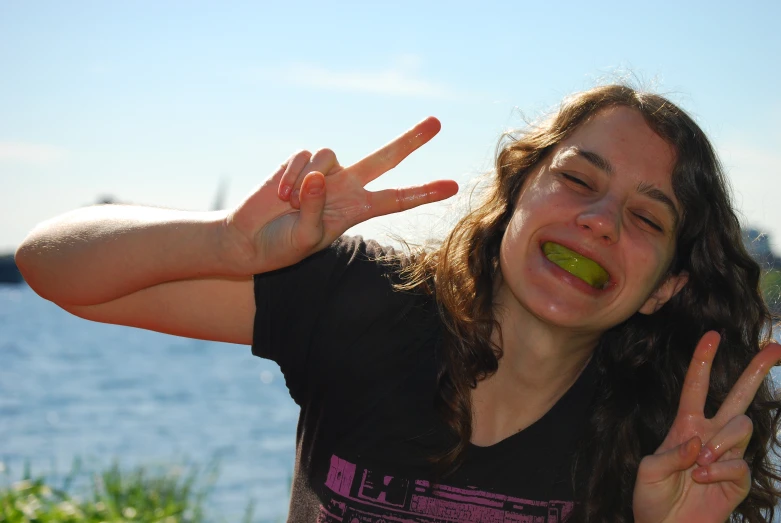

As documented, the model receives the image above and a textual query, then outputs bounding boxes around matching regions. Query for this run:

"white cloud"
[0,142,69,167]
[259,56,460,100]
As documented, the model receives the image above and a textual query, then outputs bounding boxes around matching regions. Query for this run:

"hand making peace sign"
[633,331,781,522]
[223,117,458,276]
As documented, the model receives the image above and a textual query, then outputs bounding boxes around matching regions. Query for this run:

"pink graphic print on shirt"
[317,454,573,523]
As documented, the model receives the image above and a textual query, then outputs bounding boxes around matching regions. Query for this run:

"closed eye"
[634,213,663,232]
[562,173,591,189]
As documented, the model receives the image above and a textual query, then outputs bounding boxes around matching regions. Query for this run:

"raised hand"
[633,331,781,523]
[222,117,458,275]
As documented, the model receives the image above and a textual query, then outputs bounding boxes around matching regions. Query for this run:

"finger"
[678,331,721,416]
[269,161,289,185]
[347,117,441,186]
[697,415,753,466]
[716,342,781,424]
[290,148,342,209]
[292,171,326,250]
[367,180,459,220]
[639,436,701,484]
[692,459,750,491]
[278,150,312,201]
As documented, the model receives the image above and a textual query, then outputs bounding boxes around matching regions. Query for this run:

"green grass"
[0,459,256,523]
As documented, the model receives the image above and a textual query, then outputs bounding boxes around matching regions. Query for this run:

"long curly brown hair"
[397,84,781,522]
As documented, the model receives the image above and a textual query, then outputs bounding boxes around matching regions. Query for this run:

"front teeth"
[542,242,610,289]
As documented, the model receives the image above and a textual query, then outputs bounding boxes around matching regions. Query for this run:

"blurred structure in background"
[743,228,781,270]
[212,177,228,211]
[0,253,22,283]
[743,228,781,313]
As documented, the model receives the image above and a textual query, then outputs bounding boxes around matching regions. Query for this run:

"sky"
[2,0,780,254]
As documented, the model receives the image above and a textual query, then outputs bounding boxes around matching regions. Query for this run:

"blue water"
[2,283,780,522]
[0,284,298,522]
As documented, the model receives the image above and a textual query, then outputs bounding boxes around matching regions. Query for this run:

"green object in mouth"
[542,242,610,289]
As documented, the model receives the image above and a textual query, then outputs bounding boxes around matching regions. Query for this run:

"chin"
[520,292,621,334]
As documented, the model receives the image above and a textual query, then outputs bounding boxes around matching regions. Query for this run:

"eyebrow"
[565,146,681,227]
[576,149,614,176]
[636,182,680,228]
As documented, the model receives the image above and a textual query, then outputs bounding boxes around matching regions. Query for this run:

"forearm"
[15,204,240,306]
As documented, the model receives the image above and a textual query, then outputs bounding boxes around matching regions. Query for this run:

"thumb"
[293,171,327,250]
[639,437,702,484]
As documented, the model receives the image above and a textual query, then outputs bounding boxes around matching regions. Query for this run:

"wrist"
[214,210,260,276]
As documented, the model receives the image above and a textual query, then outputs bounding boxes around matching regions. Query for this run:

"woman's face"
[498,106,688,334]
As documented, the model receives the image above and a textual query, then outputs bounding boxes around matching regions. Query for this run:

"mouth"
[542,242,610,289]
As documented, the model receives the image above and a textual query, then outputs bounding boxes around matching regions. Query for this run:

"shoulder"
[256,235,407,282]
[252,235,430,356]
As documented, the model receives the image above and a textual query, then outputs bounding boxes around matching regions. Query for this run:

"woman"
[15,84,781,522]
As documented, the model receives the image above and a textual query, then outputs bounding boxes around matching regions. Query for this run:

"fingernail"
[697,447,714,464]
[280,185,291,200]
[307,179,324,196]
[291,188,300,201]
[693,466,708,481]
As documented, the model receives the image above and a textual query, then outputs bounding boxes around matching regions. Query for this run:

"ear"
[639,271,689,315]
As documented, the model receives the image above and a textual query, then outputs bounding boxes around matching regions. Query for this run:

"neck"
[469,280,598,447]
[492,284,598,387]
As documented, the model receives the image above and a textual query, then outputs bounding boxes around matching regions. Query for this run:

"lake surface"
[2,283,780,522]
[0,284,298,522]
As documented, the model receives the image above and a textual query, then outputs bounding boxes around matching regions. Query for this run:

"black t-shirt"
[252,236,597,522]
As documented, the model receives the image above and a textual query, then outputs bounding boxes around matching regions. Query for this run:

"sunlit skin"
[471,107,688,453]
[633,330,781,522]
[496,106,686,338]
[271,114,781,522]
[227,117,458,275]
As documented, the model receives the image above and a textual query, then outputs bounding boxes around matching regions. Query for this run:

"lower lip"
[539,246,611,296]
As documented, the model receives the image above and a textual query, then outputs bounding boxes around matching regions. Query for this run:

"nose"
[575,198,621,243]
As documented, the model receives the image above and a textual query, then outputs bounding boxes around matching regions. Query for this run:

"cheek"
[504,206,529,242]
[501,197,549,264]
[508,183,557,231]
[499,212,537,288]
[628,237,676,288]
[499,220,524,278]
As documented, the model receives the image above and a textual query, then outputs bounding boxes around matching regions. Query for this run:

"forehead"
[555,106,677,185]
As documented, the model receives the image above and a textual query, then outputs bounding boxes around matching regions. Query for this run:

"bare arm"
[15,205,241,307]
[14,118,457,345]
[61,276,255,345]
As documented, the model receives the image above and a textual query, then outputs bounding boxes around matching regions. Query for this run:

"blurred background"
[1,1,780,521]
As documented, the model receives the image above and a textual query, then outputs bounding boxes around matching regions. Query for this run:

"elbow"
[14,237,54,301]
[14,241,35,284]
[15,225,43,271]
